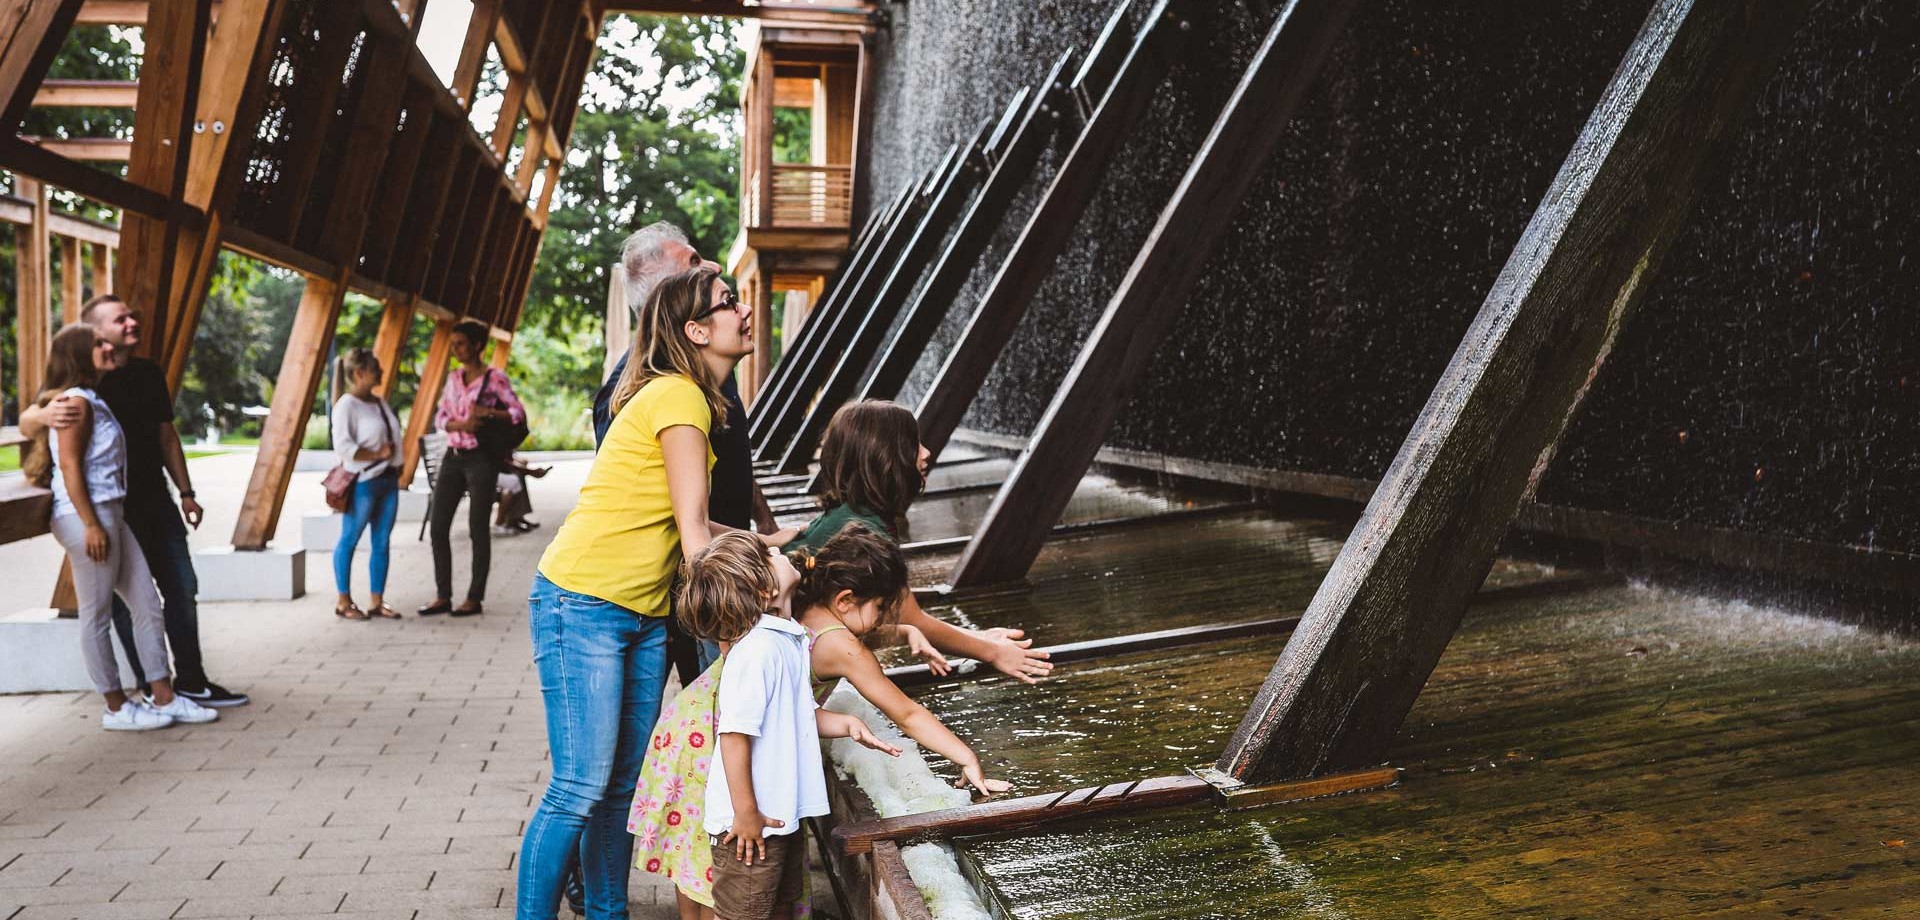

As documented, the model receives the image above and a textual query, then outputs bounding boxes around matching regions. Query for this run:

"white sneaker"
[148,695,219,724]
[103,701,174,732]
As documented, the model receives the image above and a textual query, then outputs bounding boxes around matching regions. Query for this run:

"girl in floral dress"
[631,525,1003,919]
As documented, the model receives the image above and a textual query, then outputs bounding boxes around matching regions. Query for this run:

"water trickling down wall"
[863,0,1919,559]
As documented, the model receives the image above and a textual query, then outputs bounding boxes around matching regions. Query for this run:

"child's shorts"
[709,830,805,920]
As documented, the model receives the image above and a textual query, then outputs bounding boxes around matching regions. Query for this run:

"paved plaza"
[0,454,681,920]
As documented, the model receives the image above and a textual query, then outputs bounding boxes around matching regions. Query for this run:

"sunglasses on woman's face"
[692,292,745,322]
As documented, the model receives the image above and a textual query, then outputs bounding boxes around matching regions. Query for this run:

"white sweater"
[330,393,402,482]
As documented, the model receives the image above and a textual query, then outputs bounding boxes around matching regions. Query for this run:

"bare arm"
[660,425,714,559]
[717,733,782,864]
[901,598,1053,684]
[19,396,83,439]
[814,630,1007,795]
[157,421,205,527]
[54,403,109,562]
[816,709,903,756]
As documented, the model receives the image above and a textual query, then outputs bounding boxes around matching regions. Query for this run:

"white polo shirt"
[703,615,828,837]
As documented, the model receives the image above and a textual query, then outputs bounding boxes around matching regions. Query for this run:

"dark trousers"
[430,448,498,602]
[110,501,205,690]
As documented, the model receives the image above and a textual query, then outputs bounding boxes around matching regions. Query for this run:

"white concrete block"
[395,486,432,522]
[0,608,136,694]
[194,545,306,601]
[303,511,342,552]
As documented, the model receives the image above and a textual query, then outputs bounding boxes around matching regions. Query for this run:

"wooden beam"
[22,136,131,160]
[396,317,453,489]
[0,0,85,133]
[450,0,499,109]
[74,0,152,25]
[0,480,54,546]
[88,239,109,292]
[31,78,138,107]
[270,0,363,242]
[12,177,51,415]
[221,222,336,278]
[0,136,173,218]
[388,112,466,291]
[231,269,349,549]
[855,57,1070,408]
[58,234,80,322]
[489,73,526,158]
[48,210,117,248]
[356,83,438,283]
[311,26,412,267]
[370,296,415,399]
[947,0,1356,589]
[913,0,1193,462]
[1216,0,1817,785]
[773,130,991,474]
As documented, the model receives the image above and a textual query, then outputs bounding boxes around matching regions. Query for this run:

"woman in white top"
[42,324,217,732]
[329,347,404,620]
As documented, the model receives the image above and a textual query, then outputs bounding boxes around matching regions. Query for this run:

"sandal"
[368,603,402,620]
[334,602,369,621]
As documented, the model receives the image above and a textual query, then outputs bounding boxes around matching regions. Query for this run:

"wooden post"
[855,55,1073,407]
[489,337,511,371]
[13,177,51,414]
[451,0,499,109]
[58,235,81,322]
[89,242,110,296]
[397,318,454,489]
[491,73,526,158]
[1216,0,1816,784]
[743,254,772,404]
[0,0,87,135]
[231,270,350,550]
[605,263,628,380]
[273,0,362,243]
[913,0,1195,462]
[370,296,416,399]
[947,0,1358,590]
[775,130,991,475]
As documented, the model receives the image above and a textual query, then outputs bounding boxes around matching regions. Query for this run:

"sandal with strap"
[368,603,402,620]
[334,602,369,621]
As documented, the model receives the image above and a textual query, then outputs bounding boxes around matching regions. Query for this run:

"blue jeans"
[334,472,400,595]
[110,500,204,689]
[518,573,669,920]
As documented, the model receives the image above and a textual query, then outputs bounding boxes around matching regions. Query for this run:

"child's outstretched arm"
[812,629,1012,797]
[898,591,1052,684]
[717,733,784,865]
[816,710,902,757]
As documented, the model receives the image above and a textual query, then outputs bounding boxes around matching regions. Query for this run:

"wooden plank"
[834,774,1212,856]
[389,112,466,291]
[751,167,936,468]
[22,135,131,160]
[0,0,84,133]
[311,25,411,267]
[31,78,137,106]
[1199,765,1401,811]
[772,127,992,474]
[947,0,1358,589]
[231,270,349,549]
[46,211,116,248]
[369,296,416,399]
[854,57,1070,408]
[221,222,336,278]
[450,0,498,109]
[913,0,1194,462]
[0,136,173,218]
[88,239,109,292]
[489,72,526,157]
[868,839,935,920]
[357,82,438,283]
[12,177,50,415]
[73,0,148,25]
[396,317,453,489]
[0,480,54,546]
[270,0,362,242]
[58,234,80,322]
[1217,0,1817,785]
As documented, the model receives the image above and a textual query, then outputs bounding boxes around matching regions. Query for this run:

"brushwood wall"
[862,0,1920,567]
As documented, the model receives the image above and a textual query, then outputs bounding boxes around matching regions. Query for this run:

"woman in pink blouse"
[420,321,527,617]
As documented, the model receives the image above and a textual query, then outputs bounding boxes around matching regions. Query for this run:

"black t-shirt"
[593,354,754,530]
[93,356,175,511]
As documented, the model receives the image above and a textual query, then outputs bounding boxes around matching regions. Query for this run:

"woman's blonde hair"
[677,531,778,643]
[23,323,101,487]
[787,523,908,630]
[608,266,731,425]
[817,400,923,535]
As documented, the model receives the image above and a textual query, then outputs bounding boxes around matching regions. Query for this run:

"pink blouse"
[436,366,527,452]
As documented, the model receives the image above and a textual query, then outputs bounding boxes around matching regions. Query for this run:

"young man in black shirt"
[22,296,250,708]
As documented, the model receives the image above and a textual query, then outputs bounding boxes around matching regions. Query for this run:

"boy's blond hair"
[677,531,777,643]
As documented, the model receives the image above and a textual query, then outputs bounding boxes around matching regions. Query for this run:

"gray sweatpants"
[50,500,171,696]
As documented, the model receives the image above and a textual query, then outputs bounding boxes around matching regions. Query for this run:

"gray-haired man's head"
[620,222,700,313]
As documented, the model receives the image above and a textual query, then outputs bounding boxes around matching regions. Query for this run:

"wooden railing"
[768,163,853,228]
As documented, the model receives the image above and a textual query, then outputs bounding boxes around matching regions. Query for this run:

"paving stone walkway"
[0,456,680,920]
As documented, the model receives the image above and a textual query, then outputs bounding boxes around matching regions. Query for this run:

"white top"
[50,387,127,518]
[703,615,827,837]
[330,392,402,481]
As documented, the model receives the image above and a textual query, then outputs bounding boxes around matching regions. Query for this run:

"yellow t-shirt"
[538,375,716,615]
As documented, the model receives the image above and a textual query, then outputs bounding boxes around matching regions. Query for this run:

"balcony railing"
[766,163,853,229]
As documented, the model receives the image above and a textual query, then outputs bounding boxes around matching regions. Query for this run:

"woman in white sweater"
[329,347,404,620]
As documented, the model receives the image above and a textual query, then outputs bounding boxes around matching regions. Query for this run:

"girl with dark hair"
[791,400,1056,685]
[518,268,753,920]
[42,324,218,732]
[422,320,526,617]
[329,347,403,620]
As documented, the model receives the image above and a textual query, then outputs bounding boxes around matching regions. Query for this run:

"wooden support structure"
[772,128,993,474]
[913,0,1195,462]
[397,318,454,489]
[1217,0,1817,784]
[751,168,936,468]
[852,54,1073,408]
[231,270,350,550]
[904,499,1260,556]
[89,239,110,292]
[12,177,50,414]
[370,296,416,399]
[0,0,86,134]
[947,0,1357,589]
[832,766,1399,856]
[58,235,80,321]
[31,78,139,107]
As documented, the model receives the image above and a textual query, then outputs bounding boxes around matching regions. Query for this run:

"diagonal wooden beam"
[451,0,499,109]
[231,269,351,549]
[912,0,1196,462]
[947,0,1357,591]
[397,317,454,489]
[0,0,84,133]
[771,126,994,474]
[31,78,138,106]
[270,0,363,242]
[1217,0,1817,784]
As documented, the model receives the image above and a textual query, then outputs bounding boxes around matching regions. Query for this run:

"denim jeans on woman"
[334,471,399,595]
[517,573,668,920]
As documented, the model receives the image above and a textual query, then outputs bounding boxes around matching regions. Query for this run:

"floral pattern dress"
[630,656,815,916]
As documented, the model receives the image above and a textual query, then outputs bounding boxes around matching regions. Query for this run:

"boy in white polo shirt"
[678,532,897,920]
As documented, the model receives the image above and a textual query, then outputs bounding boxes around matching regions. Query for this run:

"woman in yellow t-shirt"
[518,267,752,919]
